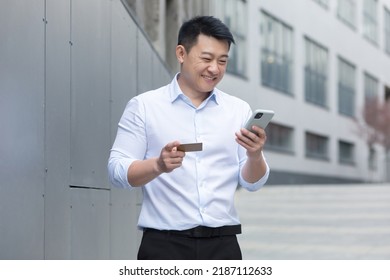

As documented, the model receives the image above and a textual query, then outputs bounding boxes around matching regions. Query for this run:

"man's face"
[176,34,230,96]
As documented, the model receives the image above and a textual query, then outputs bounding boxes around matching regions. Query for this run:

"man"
[108,16,269,260]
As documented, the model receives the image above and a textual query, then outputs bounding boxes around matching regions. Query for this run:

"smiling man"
[108,16,270,260]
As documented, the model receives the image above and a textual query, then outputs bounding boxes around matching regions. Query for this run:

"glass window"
[304,37,329,108]
[339,140,355,165]
[260,11,294,95]
[338,57,356,117]
[364,72,379,99]
[337,0,356,28]
[313,0,329,8]
[223,0,247,77]
[385,86,390,101]
[385,8,390,55]
[305,132,329,160]
[363,73,379,131]
[363,0,378,44]
[265,123,294,153]
[369,146,378,170]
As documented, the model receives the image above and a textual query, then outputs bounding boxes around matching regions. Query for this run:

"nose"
[208,60,219,74]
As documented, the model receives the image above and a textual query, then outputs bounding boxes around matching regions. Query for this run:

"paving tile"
[236,184,390,260]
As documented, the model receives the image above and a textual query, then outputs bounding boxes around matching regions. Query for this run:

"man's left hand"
[235,126,267,158]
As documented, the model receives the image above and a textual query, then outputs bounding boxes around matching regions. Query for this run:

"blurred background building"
[130,0,390,184]
[1,0,389,260]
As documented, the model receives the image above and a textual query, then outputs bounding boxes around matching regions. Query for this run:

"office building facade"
[134,0,390,183]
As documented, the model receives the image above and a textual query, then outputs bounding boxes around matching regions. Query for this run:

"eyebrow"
[200,51,229,58]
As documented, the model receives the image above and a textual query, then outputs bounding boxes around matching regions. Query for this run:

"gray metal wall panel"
[152,54,172,89]
[110,188,140,259]
[70,0,111,189]
[70,188,110,259]
[44,0,72,259]
[110,0,137,140]
[110,1,140,259]
[137,30,154,94]
[0,0,171,260]
[0,0,45,259]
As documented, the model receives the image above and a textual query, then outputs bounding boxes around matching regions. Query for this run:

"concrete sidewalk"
[236,183,390,260]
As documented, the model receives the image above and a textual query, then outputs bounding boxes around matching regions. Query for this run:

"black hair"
[177,16,235,52]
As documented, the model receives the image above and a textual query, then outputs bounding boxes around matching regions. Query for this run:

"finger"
[245,128,267,144]
[172,156,184,164]
[247,126,266,139]
[235,132,253,148]
[239,129,258,144]
[236,130,265,152]
[252,126,266,140]
[165,144,185,162]
[168,156,185,170]
[164,140,181,152]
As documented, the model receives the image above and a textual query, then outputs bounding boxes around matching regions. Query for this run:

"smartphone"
[244,109,275,134]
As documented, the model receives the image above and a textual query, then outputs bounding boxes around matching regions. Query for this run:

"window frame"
[338,140,356,165]
[384,7,390,55]
[305,132,330,161]
[337,0,357,29]
[304,37,329,108]
[363,0,379,45]
[260,10,294,95]
[223,0,248,78]
[265,122,295,154]
[338,57,356,117]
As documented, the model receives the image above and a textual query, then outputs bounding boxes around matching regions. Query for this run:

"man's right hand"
[156,141,186,173]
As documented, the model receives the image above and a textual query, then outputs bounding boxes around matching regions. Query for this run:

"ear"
[176,45,186,64]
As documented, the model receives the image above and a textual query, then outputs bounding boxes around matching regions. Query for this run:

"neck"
[177,74,211,108]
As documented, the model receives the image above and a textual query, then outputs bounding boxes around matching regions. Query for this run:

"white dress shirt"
[108,74,270,230]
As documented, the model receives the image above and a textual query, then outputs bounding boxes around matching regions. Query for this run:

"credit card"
[177,143,203,152]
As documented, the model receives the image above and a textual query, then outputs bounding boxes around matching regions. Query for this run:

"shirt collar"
[170,73,220,106]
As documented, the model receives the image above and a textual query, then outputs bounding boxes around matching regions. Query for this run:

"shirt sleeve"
[239,151,270,192]
[108,97,146,189]
[237,106,270,191]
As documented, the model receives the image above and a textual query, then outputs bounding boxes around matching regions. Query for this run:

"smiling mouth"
[202,75,217,81]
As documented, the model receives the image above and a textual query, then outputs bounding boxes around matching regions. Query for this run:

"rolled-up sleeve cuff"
[239,164,270,192]
[108,157,137,190]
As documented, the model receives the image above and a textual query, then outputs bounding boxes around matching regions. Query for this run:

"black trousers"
[137,226,242,260]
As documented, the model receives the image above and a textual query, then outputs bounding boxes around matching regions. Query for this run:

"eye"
[202,57,212,62]
[218,59,227,65]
